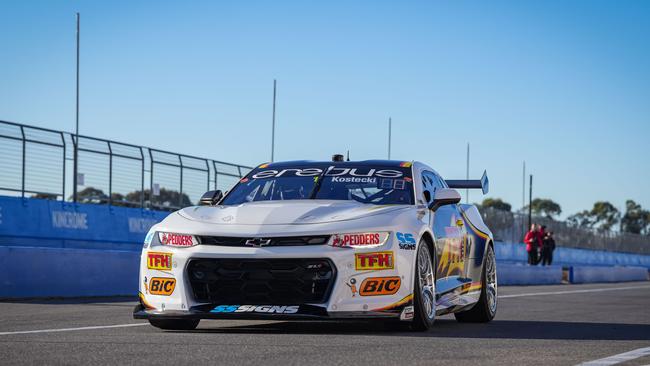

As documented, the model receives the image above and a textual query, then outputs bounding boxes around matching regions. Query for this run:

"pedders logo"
[149,277,176,296]
[332,233,383,248]
[147,252,172,270]
[359,276,401,296]
[355,251,394,270]
[159,232,195,247]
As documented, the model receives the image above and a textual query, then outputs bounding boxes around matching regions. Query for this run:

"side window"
[434,173,448,188]
[421,171,443,203]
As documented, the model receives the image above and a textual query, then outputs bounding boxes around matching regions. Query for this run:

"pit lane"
[1,282,649,366]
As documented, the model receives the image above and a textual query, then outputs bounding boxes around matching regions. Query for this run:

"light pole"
[528,174,533,230]
[73,12,80,203]
[271,79,277,162]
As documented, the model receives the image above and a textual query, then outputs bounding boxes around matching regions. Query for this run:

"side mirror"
[428,188,461,211]
[199,190,223,206]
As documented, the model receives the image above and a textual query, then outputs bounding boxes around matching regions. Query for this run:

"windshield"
[221,164,414,205]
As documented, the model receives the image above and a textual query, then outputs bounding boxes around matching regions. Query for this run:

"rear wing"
[445,170,489,195]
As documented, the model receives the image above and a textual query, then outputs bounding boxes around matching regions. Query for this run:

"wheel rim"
[485,246,498,316]
[418,244,436,320]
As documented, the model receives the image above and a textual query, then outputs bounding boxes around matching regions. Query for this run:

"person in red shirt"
[524,224,540,265]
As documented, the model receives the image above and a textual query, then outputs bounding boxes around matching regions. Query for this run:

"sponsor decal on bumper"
[211,305,300,314]
[148,277,176,296]
[355,251,394,270]
[359,276,401,296]
[147,252,172,270]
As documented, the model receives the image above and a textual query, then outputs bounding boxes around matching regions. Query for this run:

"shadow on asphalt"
[186,318,650,341]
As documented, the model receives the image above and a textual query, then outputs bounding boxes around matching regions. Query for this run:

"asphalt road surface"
[1,282,649,366]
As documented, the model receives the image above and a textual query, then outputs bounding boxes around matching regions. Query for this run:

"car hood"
[176,200,409,225]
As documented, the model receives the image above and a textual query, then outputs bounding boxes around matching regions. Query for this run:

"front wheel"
[148,318,200,330]
[454,244,497,322]
[411,240,436,331]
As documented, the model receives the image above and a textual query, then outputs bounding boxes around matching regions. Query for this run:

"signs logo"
[396,232,416,250]
[147,252,172,270]
[211,305,300,314]
[355,251,394,270]
[359,277,401,296]
[149,277,176,296]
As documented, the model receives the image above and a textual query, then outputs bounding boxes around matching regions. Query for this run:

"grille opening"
[187,258,336,304]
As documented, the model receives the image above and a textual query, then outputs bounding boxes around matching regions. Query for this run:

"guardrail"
[0,120,253,211]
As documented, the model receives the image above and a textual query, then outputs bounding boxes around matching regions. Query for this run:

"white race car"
[134,157,497,331]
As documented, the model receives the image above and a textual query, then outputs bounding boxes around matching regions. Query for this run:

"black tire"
[148,318,200,330]
[454,244,497,323]
[411,240,437,331]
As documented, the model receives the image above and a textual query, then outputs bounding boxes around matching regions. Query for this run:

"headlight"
[328,232,389,248]
[157,232,198,247]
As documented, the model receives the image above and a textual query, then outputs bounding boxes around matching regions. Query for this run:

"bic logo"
[149,277,176,296]
[147,252,172,270]
[355,251,394,270]
[359,277,401,296]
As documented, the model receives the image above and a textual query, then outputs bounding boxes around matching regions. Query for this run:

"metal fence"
[0,120,252,211]
[1,120,648,254]
[481,207,650,255]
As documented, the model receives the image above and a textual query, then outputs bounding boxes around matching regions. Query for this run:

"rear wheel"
[148,318,200,330]
[411,240,436,331]
[455,244,497,322]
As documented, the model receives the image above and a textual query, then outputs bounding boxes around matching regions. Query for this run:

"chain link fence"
[480,207,650,255]
[0,120,252,211]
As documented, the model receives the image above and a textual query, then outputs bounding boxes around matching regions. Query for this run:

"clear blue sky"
[1,0,649,218]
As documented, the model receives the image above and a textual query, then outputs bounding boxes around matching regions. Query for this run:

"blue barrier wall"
[0,246,139,297]
[0,196,648,297]
[0,196,167,298]
[498,264,563,285]
[570,266,649,284]
[0,196,168,251]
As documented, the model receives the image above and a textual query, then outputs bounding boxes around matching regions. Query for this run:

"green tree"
[567,201,620,231]
[567,210,593,228]
[529,198,562,219]
[68,187,107,203]
[590,201,621,231]
[31,193,58,200]
[126,188,193,208]
[620,200,650,235]
[481,198,512,212]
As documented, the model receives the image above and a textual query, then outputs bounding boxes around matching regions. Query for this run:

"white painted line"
[499,284,650,298]
[0,323,148,336]
[577,346,650,365]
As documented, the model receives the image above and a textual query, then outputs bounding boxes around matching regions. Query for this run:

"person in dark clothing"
[535,225,546,264]
[524,224,540,265]
[541,231,556,266]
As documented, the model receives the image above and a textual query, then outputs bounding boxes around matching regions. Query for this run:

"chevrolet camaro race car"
[134,158,497,331]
